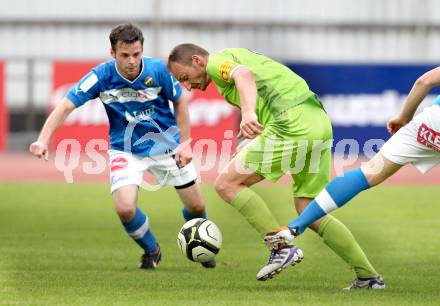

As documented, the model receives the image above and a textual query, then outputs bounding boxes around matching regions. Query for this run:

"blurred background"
[1,0,440,156]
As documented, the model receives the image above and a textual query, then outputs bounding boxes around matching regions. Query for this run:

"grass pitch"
[1,182,440,305]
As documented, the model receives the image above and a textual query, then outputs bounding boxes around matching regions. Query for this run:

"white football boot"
[343,275,386,290]
[256,245,304,281]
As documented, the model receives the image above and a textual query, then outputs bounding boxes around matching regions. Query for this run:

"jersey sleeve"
[158,61,182,103]
[66,71,100,107]
[206,53,242,85]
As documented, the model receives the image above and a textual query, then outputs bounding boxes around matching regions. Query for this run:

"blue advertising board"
[286,63,440,154]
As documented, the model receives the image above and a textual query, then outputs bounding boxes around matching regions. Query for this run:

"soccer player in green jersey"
[167,44,383,288]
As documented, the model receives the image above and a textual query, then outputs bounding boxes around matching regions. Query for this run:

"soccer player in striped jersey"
[30,24,215,270]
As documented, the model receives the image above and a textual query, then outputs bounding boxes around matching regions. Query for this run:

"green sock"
[230,187,280,236]
[318,214,379,278]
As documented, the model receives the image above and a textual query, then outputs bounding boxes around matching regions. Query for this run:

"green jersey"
[206,48,314,124]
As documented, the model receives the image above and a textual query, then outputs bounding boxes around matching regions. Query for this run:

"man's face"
[111,40,143,80]
[169,58,210,91]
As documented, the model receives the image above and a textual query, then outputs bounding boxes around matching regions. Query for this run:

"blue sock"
[122,208,157,253]
[289,168,371,234]
[182,207,207,222]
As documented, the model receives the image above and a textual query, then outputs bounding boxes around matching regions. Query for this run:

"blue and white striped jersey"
[67,57,182,157]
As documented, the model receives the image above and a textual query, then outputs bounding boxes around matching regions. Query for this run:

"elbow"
[54,99,76,121]
[65,104,76,115]
[416,73,436,90]
[59,98,76,113]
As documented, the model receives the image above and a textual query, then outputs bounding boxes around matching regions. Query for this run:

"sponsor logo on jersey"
[144,76,154,86]
[110,156,129,171]
[219,61,235,81]
[100,87,162,104]
[417,123,440,153]
[125,109,155,123]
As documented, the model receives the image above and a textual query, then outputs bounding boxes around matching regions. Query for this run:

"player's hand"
[175,140,193,168]
[387,116,409,135]
[239,111,263,139]
[29,141,49,161]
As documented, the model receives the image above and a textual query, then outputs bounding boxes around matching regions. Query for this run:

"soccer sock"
[288,168,371,234]
[182,207,207,222]
[230,187,280,236]
[318,214,379,278]
[122,208,157,253]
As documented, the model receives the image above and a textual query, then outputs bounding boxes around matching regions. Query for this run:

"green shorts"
[235,96,333,198]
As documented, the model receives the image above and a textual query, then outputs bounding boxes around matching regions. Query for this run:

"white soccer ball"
[177,218,222,263]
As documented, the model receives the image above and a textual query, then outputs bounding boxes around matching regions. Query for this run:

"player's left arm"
[388,66,440,134]
[158,60,192,167]
[173,95,193,167]
[231,66,263,139]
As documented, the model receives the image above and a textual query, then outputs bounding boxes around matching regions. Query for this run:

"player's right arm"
[206,52,263,139]
[30,69,100,160]
[388,66,440,134]
[29,98,76,160]
[232,66,263,139]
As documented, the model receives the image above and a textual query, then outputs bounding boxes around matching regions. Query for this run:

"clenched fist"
[29,141,49,161]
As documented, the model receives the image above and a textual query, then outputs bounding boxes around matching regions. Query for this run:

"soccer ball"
[177,218,222,263]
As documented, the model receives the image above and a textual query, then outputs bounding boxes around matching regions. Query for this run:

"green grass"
[1,182,440,305]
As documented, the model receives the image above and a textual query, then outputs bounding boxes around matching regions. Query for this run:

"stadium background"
[1,1,440,305]
[1,0,440,180]
[3,0,440,152]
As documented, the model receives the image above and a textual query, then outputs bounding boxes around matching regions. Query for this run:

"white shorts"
[108,149,198,192]
[380,105,440,173]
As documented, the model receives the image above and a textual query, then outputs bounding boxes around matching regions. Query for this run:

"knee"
[214,176,234,202]
[361,153,400,187]
[114,200,136,222]
[213,176,226,195]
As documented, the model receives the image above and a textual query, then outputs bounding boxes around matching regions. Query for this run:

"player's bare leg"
[175,181,206,217]
[214,159,265,203]
[113,184,161,269]
[361,153,402,187]
[113,184,138,223]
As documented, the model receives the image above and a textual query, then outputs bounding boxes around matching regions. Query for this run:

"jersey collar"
[114,58,144,84]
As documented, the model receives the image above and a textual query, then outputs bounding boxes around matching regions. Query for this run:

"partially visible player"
[265,66,440,289]
[29,24,216,269]
[168,44,383,287]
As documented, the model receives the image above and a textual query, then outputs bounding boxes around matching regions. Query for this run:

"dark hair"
[109,24,144,51]
[168,43,209,66]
